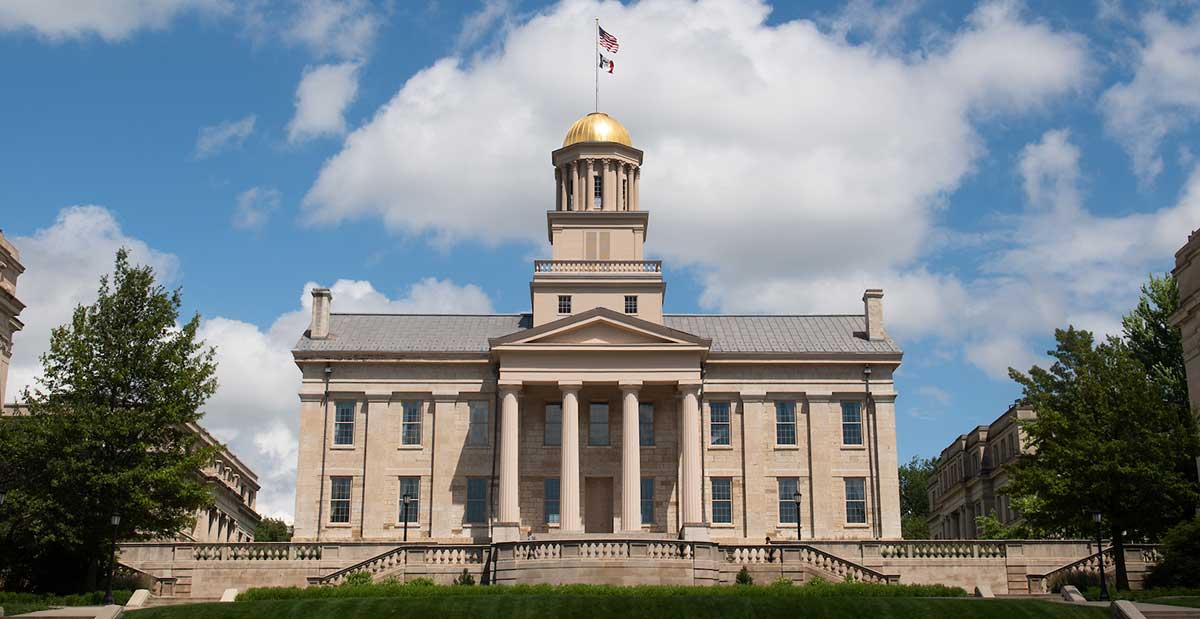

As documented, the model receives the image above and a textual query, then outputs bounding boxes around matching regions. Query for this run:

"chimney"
[863,288,885,341]
[311,288,332,339]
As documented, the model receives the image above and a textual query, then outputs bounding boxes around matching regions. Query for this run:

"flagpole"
[594,17,599,113]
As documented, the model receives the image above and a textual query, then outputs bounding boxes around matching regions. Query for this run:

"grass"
[128,597,1106,618]
[1149,598,1200,608]
[0,590,132,615]
[1082,586,1200,602]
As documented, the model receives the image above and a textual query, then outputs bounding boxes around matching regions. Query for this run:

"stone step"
[138,597,221,608]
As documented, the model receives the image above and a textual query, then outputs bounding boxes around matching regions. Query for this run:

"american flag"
[599,26,619,53]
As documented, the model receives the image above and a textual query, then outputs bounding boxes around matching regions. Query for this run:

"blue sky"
[3,0,1200,519]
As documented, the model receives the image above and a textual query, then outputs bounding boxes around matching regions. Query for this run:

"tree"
[254,518,292,542]
[1005,325,1199,590]
[0,249,217,592]
[898,456,936,539]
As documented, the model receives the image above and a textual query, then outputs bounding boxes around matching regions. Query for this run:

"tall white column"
[496,384,521,540]
[583,159,595,210]
[560,383,582,532]
[555,167,563,211]
[679,383,707,539]
[603,159,616,211]
[632,167,641,211]
[621,384,642,532]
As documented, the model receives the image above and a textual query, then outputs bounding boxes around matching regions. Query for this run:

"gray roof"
[294,313,900,355]
[295,314,529,353]
[662,314,901,354]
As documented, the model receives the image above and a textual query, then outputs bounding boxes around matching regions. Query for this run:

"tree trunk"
[1112,527,1129,591]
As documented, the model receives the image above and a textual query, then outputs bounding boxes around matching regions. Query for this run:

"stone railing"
[723,544,893,583]
[116,562,177,597]
[533,260,662,274]
[315,544,488,586]
[878,541,1007,559]
[1028,544,1160,593]
[192,542,322,561]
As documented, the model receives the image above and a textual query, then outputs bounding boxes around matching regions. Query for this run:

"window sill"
[329,445,356,451]
[398,445,424,450]
[775,523,799,529]
[840,445,867,451]
[325,523,352,528]
[844,523,870,529]
[773,445,800,451]
[585,444,612,448]
[708,444,733,450]
[710,522,735,529]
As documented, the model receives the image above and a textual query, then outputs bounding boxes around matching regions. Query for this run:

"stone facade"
[291,112,903,544]
[0,230,25,406]
[927,406,1036,539]
[188,422,262,543]
[1172,229,1200,480]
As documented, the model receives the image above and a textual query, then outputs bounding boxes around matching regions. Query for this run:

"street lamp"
[793,491,803,541]
[401,494,413,543]
[1092,511,1109,602]
[103,513,121,605]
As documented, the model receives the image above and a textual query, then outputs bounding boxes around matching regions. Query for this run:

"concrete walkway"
[12,606,123,619]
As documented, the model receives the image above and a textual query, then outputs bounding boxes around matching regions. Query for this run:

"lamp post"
[793,491,803,541]
[1092,511,1109,602]
[401,494,412,543]
[103,513,121,605]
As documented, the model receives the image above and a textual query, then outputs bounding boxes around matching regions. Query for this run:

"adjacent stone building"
[291,112,904,543]
[0,230,24,405]
[188,422,262,542]
[1172,230,1200,480]
[927,406,1035,539]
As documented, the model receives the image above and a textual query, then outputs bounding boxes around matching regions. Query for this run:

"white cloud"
[301,0,1086,311]
[195,115,256,160]
[8,207,493,521]
[287,63,361,143]
[1101,10,1200,183]
[233,186,282,230]
[282,0,379,61]
[7,207,178,402]
[0,0,224,41]
[916,385,952,406]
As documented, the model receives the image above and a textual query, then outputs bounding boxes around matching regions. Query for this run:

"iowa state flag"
[599,53,614,74]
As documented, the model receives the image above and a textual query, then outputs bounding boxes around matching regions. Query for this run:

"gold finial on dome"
[562,112,632,147]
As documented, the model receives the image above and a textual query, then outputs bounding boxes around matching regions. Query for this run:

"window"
[467,401,489,447]
[330,476,351,523]
[842,401,863,445]
[711,478,733,524]
[566,177,574,211]
[401,401,422,446]
[845,478,867,524]
[589,403,609,446]
[544,478,560,524]
[778,478,799,524]
[558,295,572,314]
[775,401,797,445]
[641,478,654,525]
[333,401,355,446]
[710,402,731,446]
[593,173,603,209]
[624,295,638,314]
[466,478,488,523]
[638,402,654,446]
[398,477,419,523]
[544,403,562,446]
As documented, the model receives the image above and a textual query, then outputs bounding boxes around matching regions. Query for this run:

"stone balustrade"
[533,260,662,273]
[117,538,1161,598]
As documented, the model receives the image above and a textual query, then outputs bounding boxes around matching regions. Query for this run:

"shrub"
[735,567,754,586]
[770,577,793,587]
[340,571,374,587]
[453,569,476,586]
[407,577,436,587]
[1048,569,1113,594]
[1146,515,1200,589]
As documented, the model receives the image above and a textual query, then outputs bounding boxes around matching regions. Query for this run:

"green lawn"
[129,597,1106,619]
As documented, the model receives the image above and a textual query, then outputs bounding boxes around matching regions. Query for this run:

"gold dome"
[562,112,633,147]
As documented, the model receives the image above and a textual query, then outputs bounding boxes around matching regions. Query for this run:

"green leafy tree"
[973,513,1043,540]
[0,249,217,592]
[1005,324,1199,590]
[898,456,936,539]
[253,518,292,542]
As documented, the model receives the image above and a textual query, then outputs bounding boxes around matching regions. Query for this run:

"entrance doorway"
[584,477,614,533]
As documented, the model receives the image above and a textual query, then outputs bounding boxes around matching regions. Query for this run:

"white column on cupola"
[555,167,563,211]
[621,383,642,532]
[583,159,595,210]
[603,159,616,211]
[632,167,641,211]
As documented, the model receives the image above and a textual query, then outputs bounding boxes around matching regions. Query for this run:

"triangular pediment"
[490,307,710,349]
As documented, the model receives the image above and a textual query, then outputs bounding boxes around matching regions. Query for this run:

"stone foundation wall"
[119,538,1158,599]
